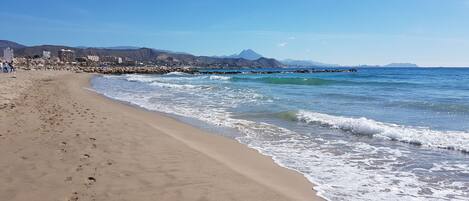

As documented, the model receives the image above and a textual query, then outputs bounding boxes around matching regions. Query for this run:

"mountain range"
[1,40,419,68]
[383,63,419,67]
[220,49,340,67]
[0,40,26,49]
[0,40,283,68]
[280,59,340,67]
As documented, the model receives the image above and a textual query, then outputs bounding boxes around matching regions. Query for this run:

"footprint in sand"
[65,176,73,182]
[68,192,79,201]
[86,177,96,186]
[80,154,91,161]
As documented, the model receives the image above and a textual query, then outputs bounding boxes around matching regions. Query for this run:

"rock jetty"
[79,66,196,74]
[18,65,357,75]
[197,68,357,75]
[80,67,357,75]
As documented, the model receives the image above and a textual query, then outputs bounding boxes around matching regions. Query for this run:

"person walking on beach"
[9,62,15,73]
[0,62,4,73]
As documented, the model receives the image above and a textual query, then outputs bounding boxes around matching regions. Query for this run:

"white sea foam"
[296,110,469,153]
[149,82,202,89]
[124,74,159,83]
[164,71,191,76]
[209,75,231,81]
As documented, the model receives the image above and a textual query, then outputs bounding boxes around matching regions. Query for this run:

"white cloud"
[277,42,288,47]
[288,36,296,40]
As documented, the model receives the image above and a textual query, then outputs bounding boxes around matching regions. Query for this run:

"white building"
[86,55,100,62]
[117,57,123,64]
[42,51,51,59]
[3,47,14,63]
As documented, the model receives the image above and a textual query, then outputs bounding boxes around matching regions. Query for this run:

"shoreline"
[87,75,323,200]
[89,74,328,200]
[0,71,323,201]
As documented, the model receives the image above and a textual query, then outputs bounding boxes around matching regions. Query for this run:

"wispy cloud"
[277,42,288,47]
[277,36,295,47]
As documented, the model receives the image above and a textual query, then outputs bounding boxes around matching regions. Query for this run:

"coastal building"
[101,56,123,64]
[3,47,14,63]
[123,59,137,66]
[58,49,75,63]
[86,55,100,62]
[75,57,87,63]
[42,51,51,59]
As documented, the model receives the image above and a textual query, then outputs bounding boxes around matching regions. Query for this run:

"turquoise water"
[92,68,469,201]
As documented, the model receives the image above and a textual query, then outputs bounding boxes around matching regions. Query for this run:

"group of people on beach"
[1,61,15,73]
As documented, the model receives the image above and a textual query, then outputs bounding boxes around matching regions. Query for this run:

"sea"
[91,67,469,201]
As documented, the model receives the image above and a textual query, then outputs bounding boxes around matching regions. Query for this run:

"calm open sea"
[92,67,469,201]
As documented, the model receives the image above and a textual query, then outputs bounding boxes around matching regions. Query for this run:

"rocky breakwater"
[79,67,358,75]
[198,68,358,75]
[79,66,197,74]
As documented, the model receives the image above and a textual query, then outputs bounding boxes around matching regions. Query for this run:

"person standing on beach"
[5,63,11,73]
[2,62,8,73]
[0,62,3,73]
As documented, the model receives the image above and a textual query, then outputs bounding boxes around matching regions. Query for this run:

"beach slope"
[0,71,321,201]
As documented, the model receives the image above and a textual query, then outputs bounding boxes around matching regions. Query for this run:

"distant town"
[0,40,419,74]
[0,40,288,73]
[3,47,128,68]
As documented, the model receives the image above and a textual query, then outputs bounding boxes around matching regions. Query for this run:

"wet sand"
[0,71,322,201]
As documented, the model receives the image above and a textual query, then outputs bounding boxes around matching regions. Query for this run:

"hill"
[281,59,340,67]
[383,63,419,67]
[0,40,26,49]
[2,40,283,68]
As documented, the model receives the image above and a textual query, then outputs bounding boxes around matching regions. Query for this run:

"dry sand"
[0,71,323,201]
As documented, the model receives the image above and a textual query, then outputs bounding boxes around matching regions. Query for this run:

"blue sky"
[2,0,469,66]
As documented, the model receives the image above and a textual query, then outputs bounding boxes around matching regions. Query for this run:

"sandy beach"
[0,71,321,201]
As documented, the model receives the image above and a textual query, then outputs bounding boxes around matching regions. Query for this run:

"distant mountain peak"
[218,49,263,60]
[239,49,257,55]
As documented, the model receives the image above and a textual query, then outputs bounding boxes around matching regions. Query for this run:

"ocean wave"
[209,75,231,81]
[123,74,231,86]
[164,72,191,76]
[149,82,213,90]
[232,77,338,86]
[123,74,159,83]
[290,110,469,153]
[230,76,420,87]
[385,101,469,114]
[321,93,381,101]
